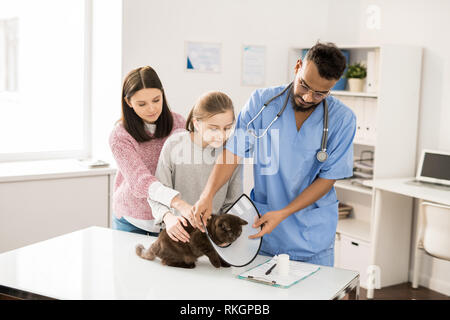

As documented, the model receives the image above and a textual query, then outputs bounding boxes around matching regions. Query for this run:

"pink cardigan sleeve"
[109,128,158,199]
[110,113,185,200]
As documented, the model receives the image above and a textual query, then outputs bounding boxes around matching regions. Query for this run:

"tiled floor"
[358,282,449,300]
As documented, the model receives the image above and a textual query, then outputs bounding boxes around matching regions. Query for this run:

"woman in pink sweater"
[109,66,186,235]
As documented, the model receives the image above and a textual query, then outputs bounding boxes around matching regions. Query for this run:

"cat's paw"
[220,260,231,268]
[135,244,145,257]
[210,258,221,268]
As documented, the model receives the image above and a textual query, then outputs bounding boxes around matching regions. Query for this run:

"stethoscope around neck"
[246,82,329,163]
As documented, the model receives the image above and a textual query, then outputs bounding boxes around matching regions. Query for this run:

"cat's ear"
[237,217,248,226]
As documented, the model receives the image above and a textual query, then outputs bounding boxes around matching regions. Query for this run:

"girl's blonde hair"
[186,91,235,132]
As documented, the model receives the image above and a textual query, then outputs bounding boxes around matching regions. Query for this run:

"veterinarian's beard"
[292,94,319,112]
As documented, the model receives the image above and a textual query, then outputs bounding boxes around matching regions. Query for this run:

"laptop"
[409,149,450,188]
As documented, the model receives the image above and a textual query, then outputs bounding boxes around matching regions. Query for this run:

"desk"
[0,227,359,300]
[364,178,450,297]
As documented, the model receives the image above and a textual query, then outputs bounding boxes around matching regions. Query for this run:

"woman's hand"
[191,195,214,232]
[248,210,287,239]
[163,212,190,243]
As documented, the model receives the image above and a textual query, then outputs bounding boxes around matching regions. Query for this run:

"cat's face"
[210,214,248,246]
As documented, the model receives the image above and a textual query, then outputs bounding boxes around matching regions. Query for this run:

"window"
[0,17,18,92]
[0,0,91,161]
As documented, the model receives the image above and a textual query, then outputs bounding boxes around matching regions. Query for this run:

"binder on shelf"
[353,171,373,179]
[352,150,374,180]
[339,203,353,219]
[365,50,379,93]
[353,161,373,171]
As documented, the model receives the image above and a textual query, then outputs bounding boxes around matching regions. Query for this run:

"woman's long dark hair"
[121,66,174,142]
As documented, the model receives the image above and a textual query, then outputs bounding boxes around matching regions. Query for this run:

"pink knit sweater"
[109,112,186,220]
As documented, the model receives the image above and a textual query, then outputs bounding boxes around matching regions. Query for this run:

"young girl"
[109,66,186,235]
[148,91,242,243]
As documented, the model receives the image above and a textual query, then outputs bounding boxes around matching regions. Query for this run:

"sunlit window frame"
[0,0,93,162]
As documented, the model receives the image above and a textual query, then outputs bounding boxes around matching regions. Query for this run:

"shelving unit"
[288,44,423,289]
[331,90,378,98]
[334,179,373,196]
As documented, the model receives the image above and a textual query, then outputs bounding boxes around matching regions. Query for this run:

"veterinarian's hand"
[163,212,190,243]
[192,195,213,232]
[248,210,286,239]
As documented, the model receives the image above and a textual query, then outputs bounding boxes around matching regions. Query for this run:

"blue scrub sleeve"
[318,112,356,180]
[225,90,261,158]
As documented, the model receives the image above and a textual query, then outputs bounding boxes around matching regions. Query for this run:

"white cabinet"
[289,44,423,288]
[334,233,341,267]
[0,160,116,253]
[339,235,371,288]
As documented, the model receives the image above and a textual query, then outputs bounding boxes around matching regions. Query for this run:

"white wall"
[116,0,450,294]
[122,0,330,116]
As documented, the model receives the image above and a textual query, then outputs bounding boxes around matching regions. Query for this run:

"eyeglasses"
[297,78,330,101]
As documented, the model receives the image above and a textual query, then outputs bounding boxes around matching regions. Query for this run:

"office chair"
[412,201,450,288]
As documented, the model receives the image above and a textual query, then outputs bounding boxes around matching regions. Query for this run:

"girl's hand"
[170,197,196,229]
[163,212,190,243]
[177,201,196,229]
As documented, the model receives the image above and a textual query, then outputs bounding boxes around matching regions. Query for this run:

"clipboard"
[237,257,320,289]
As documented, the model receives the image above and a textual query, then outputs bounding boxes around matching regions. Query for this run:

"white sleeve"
[148,181,179,208]
[147,137,180,226]
[147,136,180,208]
[148,197,173,226]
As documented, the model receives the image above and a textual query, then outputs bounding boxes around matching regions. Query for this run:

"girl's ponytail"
[185,107,196,132]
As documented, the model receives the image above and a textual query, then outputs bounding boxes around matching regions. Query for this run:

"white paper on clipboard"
[238,257,320,288]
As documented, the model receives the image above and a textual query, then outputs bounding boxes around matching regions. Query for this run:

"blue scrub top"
[226,84,356,260]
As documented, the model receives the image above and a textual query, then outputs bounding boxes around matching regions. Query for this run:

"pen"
[265,263,277,275]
